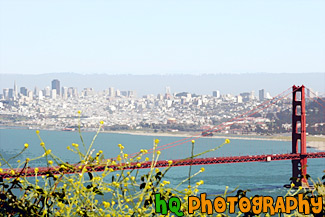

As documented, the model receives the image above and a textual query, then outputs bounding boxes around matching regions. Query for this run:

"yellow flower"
[0,168,3,173]
[192,140,195,144]
[100,120,104,125]
[200,167,205,172]
[124,154,128,158]
[45,150,51,155]
[40,142,45,147]
[78,110,81,114]
[36,130,40,134]
[10,170,15,175]
[157,151,161,155]
[103,201,110,208]
[118,144,125,150]
[34,168,39,173]
[145,157,149,161]
[137,163,141,167]
[291,183,295,188]
[117,155,122,161]
[155,139,160,144]
[298,186,302,190]
[24,143,29,148]
[48,160,53,165]
[26,158,30,162]
[225,139,230,144]
[168,160,173,165]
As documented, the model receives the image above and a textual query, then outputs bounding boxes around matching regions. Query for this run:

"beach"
[103,130,325,151]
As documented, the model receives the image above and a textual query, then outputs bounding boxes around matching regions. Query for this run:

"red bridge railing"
[1,152,324,179]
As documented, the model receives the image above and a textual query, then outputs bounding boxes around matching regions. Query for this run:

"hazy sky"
[0,0,324,75]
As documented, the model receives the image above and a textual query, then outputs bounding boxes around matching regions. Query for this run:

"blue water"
[0,128,324,198]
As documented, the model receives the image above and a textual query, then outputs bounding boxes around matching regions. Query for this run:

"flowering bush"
[0,119,233,216]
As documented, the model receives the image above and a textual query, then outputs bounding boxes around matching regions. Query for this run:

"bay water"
[1,128,324,199]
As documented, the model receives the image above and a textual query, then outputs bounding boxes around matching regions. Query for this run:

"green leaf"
[88,172,93,180]
[93,187,104,195]
[140,183,146,189]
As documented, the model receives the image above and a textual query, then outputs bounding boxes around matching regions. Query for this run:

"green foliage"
[0,121,228,216]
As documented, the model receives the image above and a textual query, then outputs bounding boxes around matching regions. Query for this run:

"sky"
[0,0,324,75]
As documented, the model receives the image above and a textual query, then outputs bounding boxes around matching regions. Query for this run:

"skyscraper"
[44,86,51,97]
[165,86,172,99]
[51,79,60,96]
[3,88,9,99]
[8,89,14,99]
[212,90,220,98]
[51,89,57,99]
[259,89,265,101]
[62,87,68,99]
[14,81,17,97]
[20,87,28,96]
[166,86,171,95]
[109,87,115,97]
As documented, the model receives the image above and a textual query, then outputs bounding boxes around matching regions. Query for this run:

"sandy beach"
[306,141,325,151]
[103,130,325,151]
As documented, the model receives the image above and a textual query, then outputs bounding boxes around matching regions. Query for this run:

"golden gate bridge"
[1,85,324,187]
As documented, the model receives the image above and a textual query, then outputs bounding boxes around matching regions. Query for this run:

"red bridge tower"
[291,85,308,187]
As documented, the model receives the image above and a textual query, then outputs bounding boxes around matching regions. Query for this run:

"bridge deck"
[1,152,324,179]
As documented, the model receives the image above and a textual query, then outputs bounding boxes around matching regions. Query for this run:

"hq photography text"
[154,193,323,216]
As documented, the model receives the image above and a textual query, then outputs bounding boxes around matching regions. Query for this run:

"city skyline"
[0,78,287,101]
[0,73,323,97]
[0,77,323,136]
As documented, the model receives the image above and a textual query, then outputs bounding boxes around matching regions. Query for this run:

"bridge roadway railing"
[1,152,325,179]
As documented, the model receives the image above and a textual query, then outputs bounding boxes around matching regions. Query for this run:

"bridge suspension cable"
[152,87,296,154]
[127,86,294,157]
[305,87,325,109]
[305,87,325,103]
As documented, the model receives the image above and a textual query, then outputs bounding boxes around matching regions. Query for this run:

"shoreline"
[103,130,325,151]
[1,125,324,151]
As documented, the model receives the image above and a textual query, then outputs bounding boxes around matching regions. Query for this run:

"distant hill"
[0,73,324,97]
